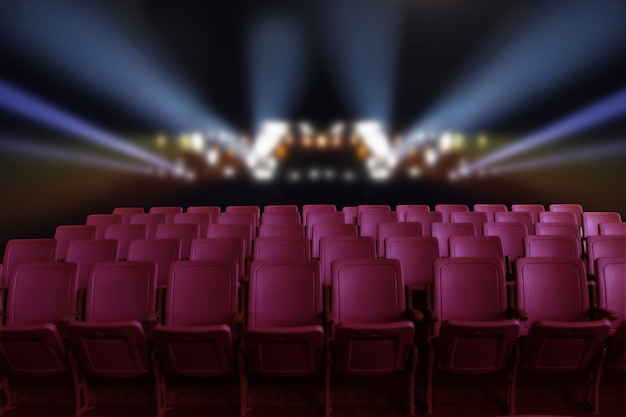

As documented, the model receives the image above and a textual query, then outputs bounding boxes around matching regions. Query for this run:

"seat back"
[306,211,345,238]
[258,223,305,238]
[596,257,626,336]
[302,204,336,230]
[535,222,580,240]
[515,257,590,336]
[263,204,299,214]
[473,204,508,222]
[582,211,622,238]
[149,206,183,224]
[358,211,397,240]
[127,238,181,287]
[524,235,581,259]
[377,222,423,257]
[450,211,487,236]
[511,204,544,224]
[311,223,358,258]
[129,213,167,239]
[549,204,583,229]
[495,212,533,235]
[342,206,358,224]
[103,223,147,260]
[112,207,145,224]
[483,222,528,265]
[384,236,439,288]
[404,212,443,237]
[173,212,212,238]
[253,236,311,260]
[432,222,476,257]
[186,206,220,224]
[86,214,123,239]
[319,236,376,286]
[538,211,578,225]
[218,212,257,253]
[585,235,626,276]
[54,225,97,261]
[224,205,260,228]
[155,223,199,260]
[206,223,252,258]
[0,262,77,375]
[449,235,504,259]
[599,222,626,236]
[433,257,508,336]
[189,238,245,281]
[396,204,430,222]
[434,204,469,222]
[65,239,119,289]
[331,258,414,375]
[260,212,301,225]
[1,238,57,289]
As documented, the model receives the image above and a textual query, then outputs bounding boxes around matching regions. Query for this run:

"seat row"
[1,255,624,417]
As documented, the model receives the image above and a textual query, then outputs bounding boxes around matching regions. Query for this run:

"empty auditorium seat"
[358,211,397,241]
[582,212,622,238]
[585,235,626,278]
[150,260,240,417]
[1,238,57,289]
[328,258,417,416]
[240,259,325,417]
[130,213,167,239]
[189,238,245,283]
[127,238,181,287]
[311,223,358,259]
[185,205,220,223]
[450,211,488,236]
[434,204,469,222]
[224,205,260,228]
[112,207,145,224]
[173,212,212,239]
[218,212,257,250]
[342,206,358,224]
[149,206,183,224]
[538,211,578,225]
[426,257,519,415]
[319,235,376,287]
[258,223,305,238]
[473,203,508,222]
[484,222,528,277]
[449,235,504,259]
[431,222,476,257]
[54,225,97,261]
[405,211,444,237]
[301,204,337,229]
[524,235,581,259]
[395,204,430,221]
[513,257,611,414]
[85,214,123,239]
[511,204,545,224]
[599,222,626,236]
[252,236,311,260]
[102,223,147,260]
[306,211,344,239]
[66,261,158,417]
[549,203,584,229]
[263,204,299,214]
[65,239,119,290]
[155,223,199,260]
[495,211,533,235]
[260,211,301,225]
[207,223,253,258]
[377,221,423,257]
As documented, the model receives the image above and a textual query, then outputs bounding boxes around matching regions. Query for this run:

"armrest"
[407,308,424,322]
[591,307,618,321]
[143,311,161,326]
[508,307,528,321]
[58,311,81,324]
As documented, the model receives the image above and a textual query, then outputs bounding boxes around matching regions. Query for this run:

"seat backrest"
[404,212,443,237]
[534,222,580,240]
[538,211,578,225]
[189,238,244,280]
[449,235,503,259]
[511,204,545,224]
[185,206,220,224]
[103,223,147,260]
[129,213,167,239]
[356,205,391,219]
[165,260,238,328]
[65,239,119,289]
[433,257,508,336]
[1,238,57,289]
[358,211,398,241]
[173,212,212,238]
[302,204,337,229]
[473,204,508,222]
[306,211,344,238]
[4,262,78,326]
[224,205,260,227]
[54,225,97,261]
[218,212,257,249]
[377,222,423,257]
[260,211,301,225]
[384,236,439,288]
[582,211,622,238]
[112,207,145,224]
[311,223,358,258]
[127,239,181,287]
[494,211,533,235]
[84,261,156,322]
[263,204,299,214]
[86,214,123,239]
[319,236,376,286]
[524,235,581,258]
[258,223,305,238]
[331,258,405,326]
[395,204,430,221]
[585,235,626,276]
[515,257,589,336]
[149,206,183,223]
[599,222,626,236]
[483,222,528,264]
[434,204,469,222]
[206,223,252,257]
[549,203,583,228]
[596,257,626,336]
[450,211,487,236]
[247,259,322,327]
[253,236,311,260]
[155,223,199,260]
[342,206,358,224]
[431,222,476,257]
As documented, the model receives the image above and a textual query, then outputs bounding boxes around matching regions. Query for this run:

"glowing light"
[206,147,220,166]
[223,166,236,178]
[309,168,321,181]
[407,166,421,178]
[424,147,438,166]
[343,170,356,182]
[478,134,489,148]
[439,132,454,153]
[0,79,180,174]
[190,132,205,152]
[247,121,288,180]
[316,134,329,149]
[331,122,345,136]
[288,170,301,182]
[155,133,167,149]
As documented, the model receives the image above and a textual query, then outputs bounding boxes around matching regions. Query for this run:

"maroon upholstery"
[524,235,581,259]
[258,223,305,238]
[149,206,183,224]
[185,206,220,223]
[549,204,584,229]
[405,211,444,237]
[599,222,626,236]
[395,204,430,221]
[473,204,508,222]
[432,222,476,258]
[129,213,167,239]
[434,204,469,222]
[450,211,488,236]
[260,211,301,225]
[377,222,423,257]
[585,235,626,277]
[189,238,245,282]
[102,223,146,260]
[449,235,504,259]
[582,211,622,238]
[85,214,123,239]
[358,211,398,241]
[127,239,181,287]
[319,236,375,286]
[495,211,533,235]
[1,238,57,289]
[253,236,311,260]
[538,211,578,225]
[206,223,252,258]
[54,225,97,261]
[155,223,199,260]
[511,204,545,224]
[484,222,528,271]
[65,239,119,289]
[112,207,145,224]
[311,223,357,259]
[218,212,257,252]
[173,212,211,238]
[301,204,337,230]
[306,211,344,239]
[224,205,260,227]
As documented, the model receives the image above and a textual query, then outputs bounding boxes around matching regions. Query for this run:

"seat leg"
[425,345,434,415]
[586,346,607,416]
[238,348,251,417]
[324,349,332,417]
[151,350,171,417]
[407,344,418,416]
[0,372,16,417]
[506,344,520,415]
[68,349,93,417]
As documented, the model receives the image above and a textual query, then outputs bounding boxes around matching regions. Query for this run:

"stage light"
[288,170,301,182]
[343,170,356,182]
[309,167,321,181]
[439,132,454,153]
[464,86,626,174]
[424,147,438,166]
[190,132,205,153]
[0,79,180,174]
[407,166,421,178]
[206,147,220,166]
[223,166,236,178]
